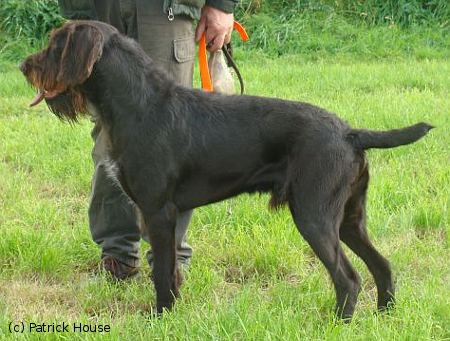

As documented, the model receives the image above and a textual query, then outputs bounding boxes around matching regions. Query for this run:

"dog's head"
[20,21,114,121]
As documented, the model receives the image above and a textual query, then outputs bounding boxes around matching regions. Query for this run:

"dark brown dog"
[21,21,432,319]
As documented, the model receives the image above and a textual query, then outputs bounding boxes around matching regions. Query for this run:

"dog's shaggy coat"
[21,21,432,319]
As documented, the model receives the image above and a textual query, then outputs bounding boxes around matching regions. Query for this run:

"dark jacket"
[58,0,238,21]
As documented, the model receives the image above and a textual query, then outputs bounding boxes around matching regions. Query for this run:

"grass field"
[0,52,449,339]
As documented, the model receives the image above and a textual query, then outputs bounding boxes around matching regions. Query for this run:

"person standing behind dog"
[58,0,237,279]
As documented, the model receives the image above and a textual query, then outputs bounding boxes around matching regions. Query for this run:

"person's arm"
[195,0,239,52]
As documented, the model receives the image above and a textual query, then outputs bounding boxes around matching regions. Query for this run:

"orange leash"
[233,21,249,42]
[199,21,249,92]
[199,34,213,92]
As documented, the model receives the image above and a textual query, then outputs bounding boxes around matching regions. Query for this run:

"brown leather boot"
[101,256,139,280]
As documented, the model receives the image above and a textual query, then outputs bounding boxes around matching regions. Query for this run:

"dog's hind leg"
[339,166,395,311]
[140,202,181,314]
[288,166,361,320]
[289,202,361,319]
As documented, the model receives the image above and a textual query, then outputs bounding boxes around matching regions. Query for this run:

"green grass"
[0,53,449,339]
[235,12,450,60]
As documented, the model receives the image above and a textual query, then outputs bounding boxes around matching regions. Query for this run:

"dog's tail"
[349,122,433,150]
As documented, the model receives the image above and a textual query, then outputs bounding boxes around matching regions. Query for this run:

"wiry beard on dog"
[44,89,87,122]
[22,60,88,122]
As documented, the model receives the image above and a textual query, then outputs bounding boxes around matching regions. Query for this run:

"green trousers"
[89,0,195,267]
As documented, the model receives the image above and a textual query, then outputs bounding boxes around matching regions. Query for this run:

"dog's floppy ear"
[56,24,104,87]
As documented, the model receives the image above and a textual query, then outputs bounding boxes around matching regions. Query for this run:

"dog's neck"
[83,35,176,121]
[81,34,181,156]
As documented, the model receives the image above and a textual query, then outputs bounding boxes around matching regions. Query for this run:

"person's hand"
[195,5,234,52]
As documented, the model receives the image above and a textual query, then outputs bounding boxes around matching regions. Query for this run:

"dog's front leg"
[142,202,180,314]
